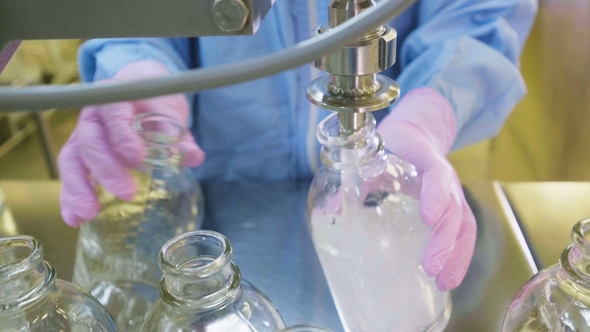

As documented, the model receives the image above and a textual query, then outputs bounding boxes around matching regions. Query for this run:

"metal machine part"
[0,0,275,73]
[307,0,400,133]
[0,0,417,111]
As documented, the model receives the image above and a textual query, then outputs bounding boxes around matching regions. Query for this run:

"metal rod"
[33,111,59,180]
[339,112,366,134]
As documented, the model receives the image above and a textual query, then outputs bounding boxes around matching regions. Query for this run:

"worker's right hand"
[57,60,205,228]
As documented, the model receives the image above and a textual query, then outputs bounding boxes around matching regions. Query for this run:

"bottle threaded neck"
[0,236,54,312]
[559,219,590,294]
[158,231,240,310]
[132,112,185,168]
[318,112,383,170]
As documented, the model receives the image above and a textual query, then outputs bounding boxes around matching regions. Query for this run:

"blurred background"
[0,0,588,183]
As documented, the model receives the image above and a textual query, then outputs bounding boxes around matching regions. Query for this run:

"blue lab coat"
[78,0,537,182]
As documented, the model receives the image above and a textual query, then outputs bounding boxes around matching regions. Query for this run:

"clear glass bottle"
[140,230,286,331]
[0,235,117,331]
[307,113,451,332]
[503,218,590,331]
[73,112,205,332]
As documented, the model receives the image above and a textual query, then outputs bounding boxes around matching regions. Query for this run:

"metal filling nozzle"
[307,0,400,134]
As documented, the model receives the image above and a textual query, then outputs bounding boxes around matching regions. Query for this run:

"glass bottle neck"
[558,219,590,303]
[158,231,241,311]
[133,112,185,170]
[142,144,182,170]
[318,112,384,171]
[0,236,55,313]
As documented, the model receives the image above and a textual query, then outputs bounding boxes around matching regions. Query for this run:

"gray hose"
[0,0,416,111]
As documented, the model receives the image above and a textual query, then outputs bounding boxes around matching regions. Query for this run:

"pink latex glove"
[57,60,205,228]
[377,87,477,291]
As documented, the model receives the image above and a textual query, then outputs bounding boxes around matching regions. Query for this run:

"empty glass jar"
[141,230,286,331]
[307,113,451,331]
[503,218,590,331]
[0,235,117,331]
[72,112,205,332]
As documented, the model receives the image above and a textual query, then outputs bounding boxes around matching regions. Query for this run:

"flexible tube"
[0,0,416,111]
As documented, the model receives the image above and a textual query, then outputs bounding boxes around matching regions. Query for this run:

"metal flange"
[307,74,399,113]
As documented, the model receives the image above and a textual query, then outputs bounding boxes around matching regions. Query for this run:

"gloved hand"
[377,87,477,291]
[57,60,205,228]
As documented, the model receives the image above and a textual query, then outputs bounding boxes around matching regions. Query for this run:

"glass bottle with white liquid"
[307,112,451,331]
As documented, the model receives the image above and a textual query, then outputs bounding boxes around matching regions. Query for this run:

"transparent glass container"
[73,112,205,332]
[0,235,117,331]
[140,230,286,331]
[307,113,451,332]
[503,218,590,331]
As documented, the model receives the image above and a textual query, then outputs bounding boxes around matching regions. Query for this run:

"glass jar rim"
[132,112,185,146]
[158,230,233,279]
[317,112,376,148]
[0,236,43,282]
[572,218,590,255]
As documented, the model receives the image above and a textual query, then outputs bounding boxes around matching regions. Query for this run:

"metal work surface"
[0,181,78,281]
[0,180,536,330]
[0,0,272,43]
[503,182,590,269]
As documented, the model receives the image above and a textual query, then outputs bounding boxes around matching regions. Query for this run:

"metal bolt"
[212,0,251,33]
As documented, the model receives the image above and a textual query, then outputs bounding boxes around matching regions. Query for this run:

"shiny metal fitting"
[311,25,397,76]
[212,0,251,33]
[307,0,400,132]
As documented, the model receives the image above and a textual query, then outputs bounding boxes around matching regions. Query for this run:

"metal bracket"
[0,0,275,74]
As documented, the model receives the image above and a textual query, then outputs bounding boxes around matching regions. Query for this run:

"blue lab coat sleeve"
[78,38,191,82]
[396,0,538,150]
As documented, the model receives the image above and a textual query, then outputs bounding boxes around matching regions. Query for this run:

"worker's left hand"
[376,87,477,291]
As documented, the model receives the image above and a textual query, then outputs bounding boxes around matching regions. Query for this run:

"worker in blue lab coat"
[58,0,537,292]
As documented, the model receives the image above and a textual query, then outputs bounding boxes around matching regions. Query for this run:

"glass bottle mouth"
[558,218,590,296]
[572,218,590,256]
[317,112,384,170]
[132,112,185,146]
[158,231,240,310]
[0,236,43,282]
[317,112,376,149]
[158,230,233,279]
[133,112,186,167]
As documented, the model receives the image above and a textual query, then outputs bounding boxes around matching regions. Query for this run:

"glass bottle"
[307,113,451,332]
[72,112,205,332]
[0,235,117,331]
[141,230,286,331]
[503,218,590,331]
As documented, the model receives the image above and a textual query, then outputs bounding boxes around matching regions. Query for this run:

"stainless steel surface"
[0,0,274,57]
[310,25,396,76]
[503,182,590,268]
[338,112,366,133]
[0,179,539,330]
[329,0,375,27]
[212,0,251,33]
[307,74,400,113]
[307,0,399,132]
[444,181,537,331]
[0,181,78,281]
